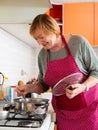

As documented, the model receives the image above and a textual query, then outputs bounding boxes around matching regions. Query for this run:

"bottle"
[10,86,17,102]
[0,85,4,101]
[0,72,4,101]
[3,76,10,101]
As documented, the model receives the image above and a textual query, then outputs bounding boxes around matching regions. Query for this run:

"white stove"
[0,92,54,130]
[0,113,53,130]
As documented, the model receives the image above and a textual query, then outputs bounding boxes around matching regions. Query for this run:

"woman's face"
[33,29,57,51]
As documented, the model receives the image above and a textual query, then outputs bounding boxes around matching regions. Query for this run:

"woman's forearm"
[82,76,98,91]
[28,81,44,94]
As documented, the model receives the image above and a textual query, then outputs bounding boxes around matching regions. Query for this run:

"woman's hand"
[16,81,44,96]
[16,84,30,96]
[65,83,86,99]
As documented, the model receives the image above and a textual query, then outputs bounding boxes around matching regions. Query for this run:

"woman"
[16,14,98,130]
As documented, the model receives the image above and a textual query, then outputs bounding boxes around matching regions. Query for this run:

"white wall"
[0,28,40,85]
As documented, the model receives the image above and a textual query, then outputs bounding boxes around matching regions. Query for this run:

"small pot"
[0,103,15,120]
[14,97,49,115]
[31,93,39,98]
[0,111,9,120]
[3,103,16,111]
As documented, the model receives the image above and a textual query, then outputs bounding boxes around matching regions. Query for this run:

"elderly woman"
[16,14,98,130]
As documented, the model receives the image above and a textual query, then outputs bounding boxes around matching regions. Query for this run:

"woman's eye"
[34,36,45,41]
[39,37,44,39]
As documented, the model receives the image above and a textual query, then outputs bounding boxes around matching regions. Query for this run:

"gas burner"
[18,120,42,128]
[18,120,33,127]
[7,112,47,121]
[30,113,47,120]
[0,112,52,129]
[3,113,47,128]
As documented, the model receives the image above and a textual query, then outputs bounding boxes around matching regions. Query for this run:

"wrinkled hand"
[65,83,85,99]
[16,84,30,96]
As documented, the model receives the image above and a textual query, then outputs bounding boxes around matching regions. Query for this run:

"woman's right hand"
[16,84,30,96]
[16,81,44,96]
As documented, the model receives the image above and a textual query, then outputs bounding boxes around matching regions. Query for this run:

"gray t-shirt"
[37,34,98,89]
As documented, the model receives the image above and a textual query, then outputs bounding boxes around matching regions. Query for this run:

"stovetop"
[8,112,46,121]
[0,112,51,130]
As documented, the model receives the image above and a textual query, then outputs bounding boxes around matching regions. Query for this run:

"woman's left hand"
[65,83,85,99]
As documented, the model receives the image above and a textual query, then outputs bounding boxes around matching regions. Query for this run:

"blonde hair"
[30,14,60,37]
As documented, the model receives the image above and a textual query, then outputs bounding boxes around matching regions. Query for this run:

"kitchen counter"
[49,122,54,130]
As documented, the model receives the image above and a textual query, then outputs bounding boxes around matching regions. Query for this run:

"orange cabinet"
[48,2,98,46]
[95,2,98,45]
[63,2,94,45]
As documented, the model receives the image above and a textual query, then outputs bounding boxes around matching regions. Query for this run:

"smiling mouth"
[43,42,48,47]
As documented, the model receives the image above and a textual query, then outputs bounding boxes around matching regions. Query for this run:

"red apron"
[44,35,98,130]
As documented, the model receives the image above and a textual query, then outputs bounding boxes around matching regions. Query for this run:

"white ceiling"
[0,0,97,48]
[0,0,51,24]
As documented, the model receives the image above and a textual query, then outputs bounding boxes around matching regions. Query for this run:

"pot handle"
[67,86,76,90]
[41,104,49,109]
[3,103,16,111]
[35,103,49,109]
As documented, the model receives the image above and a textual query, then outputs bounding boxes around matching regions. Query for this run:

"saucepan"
[0,111,9,120]
[14,97,49,116]
[0,103,15,120]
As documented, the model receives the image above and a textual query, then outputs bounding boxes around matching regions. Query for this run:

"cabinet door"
[95,2,98,45]
[63,3,94,45]
[50,4,63,33]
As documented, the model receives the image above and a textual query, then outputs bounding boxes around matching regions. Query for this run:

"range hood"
[0,0,51,23]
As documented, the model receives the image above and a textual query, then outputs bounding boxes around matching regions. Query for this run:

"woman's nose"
[37,40,44,45]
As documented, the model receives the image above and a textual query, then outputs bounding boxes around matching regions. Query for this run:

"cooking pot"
[14,97,49,115]
[0,103,15,120]
[0,111,9,120]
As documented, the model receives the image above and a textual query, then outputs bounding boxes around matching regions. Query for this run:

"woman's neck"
[50,35,65,52]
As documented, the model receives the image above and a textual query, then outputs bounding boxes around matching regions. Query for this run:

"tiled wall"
[0,28,40,85]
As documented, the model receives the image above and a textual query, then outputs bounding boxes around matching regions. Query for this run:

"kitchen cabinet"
[48,2,98,46]
[95,2,98,45]
[63,2,94,45]
[49,4,63,33]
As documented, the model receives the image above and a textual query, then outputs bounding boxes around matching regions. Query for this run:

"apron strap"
[47,35,71,62]
[61,35,71,55]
